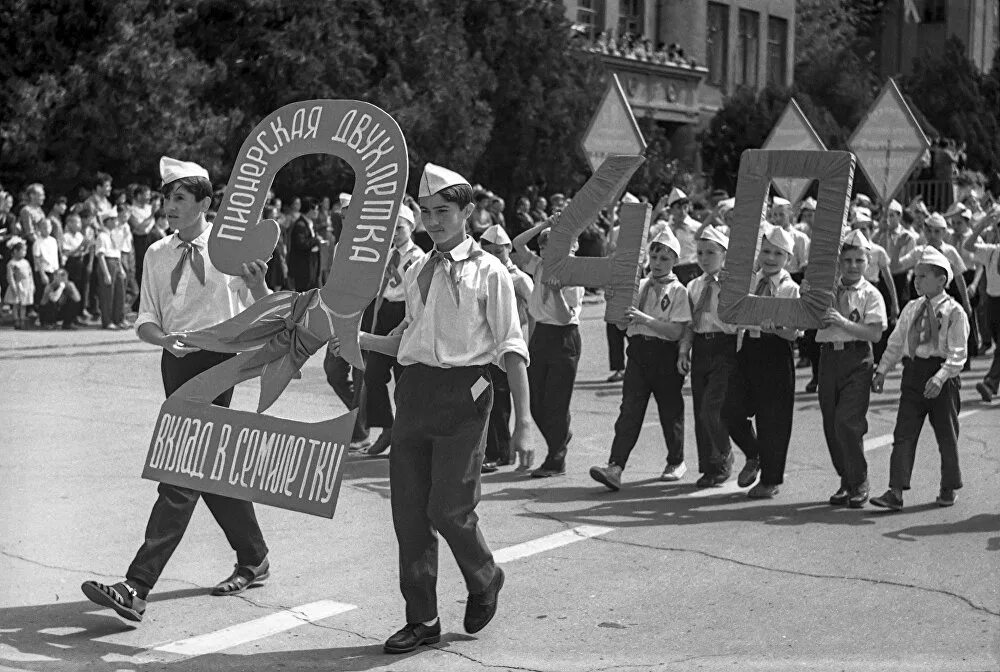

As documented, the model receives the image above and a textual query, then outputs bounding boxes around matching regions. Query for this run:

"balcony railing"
[901,180,955,213]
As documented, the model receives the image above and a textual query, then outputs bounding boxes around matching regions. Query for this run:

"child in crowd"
[817,230,887,508]
[32,217,60,305]
[964,206,1000,402]
[870,246,969,511]
[679,226,742,487]
[590,229,690,490]
[4,239,34,329]
[359,203,426,457]
[853,212,900,364]
[349,162,531,653]
[95,212,127,329]
[480,224,534,472]
[511,221,585,478]
[726,225,802,498]
[39,267,81,330]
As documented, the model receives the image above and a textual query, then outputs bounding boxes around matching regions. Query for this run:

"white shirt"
[33,235,59,273]
[381,240,425,303]
[114,223,134,254]
[130,203,155,235]
[877,292,969,386]
[397,236,529,371]
[96,228,123,259]
[628,274,690,339]
[684,271,738,337]
[135,226,254,334]
[62,230,85,258]
[816,277,887,343]
[521,250,584,326]
[505,259,534,336]
[874,226,918,273]
[971,242,1000,296]
[743,268,801,341]
[863,242,891,283]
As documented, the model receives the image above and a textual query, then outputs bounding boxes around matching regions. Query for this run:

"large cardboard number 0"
[718,149,855,330]
[140,100,408,518]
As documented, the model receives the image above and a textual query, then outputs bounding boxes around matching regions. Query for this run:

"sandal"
[81,580,145,622]
[211,557,270,596]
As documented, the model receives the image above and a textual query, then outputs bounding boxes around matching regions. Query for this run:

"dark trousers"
[691,333,738,476]
[606,322,625,371]
[873,276,895,364]
[891,271,912,309]
[126,350,268,589]
[133,234,150,311]
[528,323,581,465]
[485,364,513,464]
[726,335,795,485]
[888,357,962,491]
[323,344,369,443]
[819,343,873,489]
[98,258,126,327]
[391,364,497,623]
[983,295,1000,393]
[122,250,139,311]
[673,262,702,286]
[609,337,684,468]
[39,297,80,328]
[64,256,86,320]
[363,300,405,428]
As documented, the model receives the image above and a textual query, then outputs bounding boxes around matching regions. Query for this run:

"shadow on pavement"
[883,513,1000,548]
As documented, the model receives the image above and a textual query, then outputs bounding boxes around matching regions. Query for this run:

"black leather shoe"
[530,462,566,478]
[464,566,505,634]
[848,483,869,509]
[383,621,442,654]
[481,461,499,474]
[829,488,850,506]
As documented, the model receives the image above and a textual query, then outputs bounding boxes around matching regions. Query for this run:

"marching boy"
[870,246,969,511]
[590,229,690,490]
[678,226,744,488]
[817,230,887,508]
[81,157,272,622]
[726,225,801,498]
[346,163,531,653]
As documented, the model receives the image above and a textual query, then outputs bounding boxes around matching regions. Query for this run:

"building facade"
[877,0,999,77]
[568,0,796,170]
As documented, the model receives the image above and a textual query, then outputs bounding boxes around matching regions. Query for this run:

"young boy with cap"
[725,225,802,498]
[480,223,534,471]
[511,220,585,478]
[346,162,531,653]
[853,212,901,364]
[590,229,690,490]
[81,156,272,623]
[898,212,973,318]
[359,203,426,457]
[870,246,969,510]
[874,199,918,308]
[662,187,701,285]
[963,205,1000,401]
[817,230,887,508]
[678,226,743,487]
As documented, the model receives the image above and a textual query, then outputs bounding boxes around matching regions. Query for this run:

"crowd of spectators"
[579,29,698,69]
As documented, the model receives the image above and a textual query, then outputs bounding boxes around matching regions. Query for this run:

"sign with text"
[848,79,929,203]
[580,75,646,172]
[142,397,356,518]
[719,150,855,330]
[762,98,826,204]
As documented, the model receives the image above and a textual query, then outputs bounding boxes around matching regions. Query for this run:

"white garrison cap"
[854,206,872,223]
[666,187,688,206]
[763,224,795,254]
[842,229,871,251]
[621,192,640,204]
[917,244,953,284]
[338,192,352,208]
[800,197,817,211]
[419,162,470,198]
[649,227,681,258]
[481,224,511,245]
[396,203,414,226]
[772,196,791,208]
[159,156,209,187]
[717,197,735,212]
[926,212,948,229]
[942,201,968,219]
[855,193,872,207]
[698,224,729,250]
[888,199,903,214]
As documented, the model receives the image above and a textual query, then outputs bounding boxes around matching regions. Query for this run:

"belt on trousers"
[629,334,674,344]
[820,341,871,352]
[694,331,735,340]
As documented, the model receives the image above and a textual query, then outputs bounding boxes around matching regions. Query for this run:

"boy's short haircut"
[162,176,213,202]
[922,264,949,280]
[649,241,674,255]
[474,190,490,203]
[438,184,474,208]
[94,172,112,188]
[839,244,864,255]
[54,195,68,205]
[78,206,94,219]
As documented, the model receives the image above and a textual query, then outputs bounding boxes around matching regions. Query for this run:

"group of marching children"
[588,190,982,513]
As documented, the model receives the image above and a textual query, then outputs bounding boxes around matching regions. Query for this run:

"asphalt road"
[1,302,998,672]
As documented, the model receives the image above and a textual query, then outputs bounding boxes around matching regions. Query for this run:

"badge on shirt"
[849,308,861,323]
[660,294,670,312]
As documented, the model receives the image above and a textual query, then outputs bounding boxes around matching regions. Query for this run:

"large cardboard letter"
[718,149,855,330]
[541,154,649,324]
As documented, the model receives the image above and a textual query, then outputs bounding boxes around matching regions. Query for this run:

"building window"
[576,0,606,40]
[923,0,946,23]
[767,17,788,85]
[617,0,644,39]
[707,2,729,87]
[735,9,759,88]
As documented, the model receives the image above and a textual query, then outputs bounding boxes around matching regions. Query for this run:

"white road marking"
[122,600,356,664]
[494,525,612,563]
[864,408,981,452]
